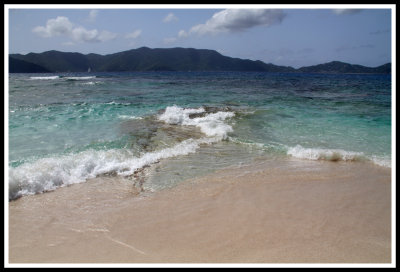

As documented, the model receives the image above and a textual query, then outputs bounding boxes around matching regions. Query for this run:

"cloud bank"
[32,16,117,43]
[180,9,286,37]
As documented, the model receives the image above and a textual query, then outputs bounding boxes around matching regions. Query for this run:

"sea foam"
[287,145,366,162]
[286,144,391,168]
[9,105,236,200]
[64,76,97,80]
[158,105,235,139]
[8,136,217,200]
[29,76,60,80]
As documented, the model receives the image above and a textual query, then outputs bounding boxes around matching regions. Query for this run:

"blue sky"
[6,4,393,68]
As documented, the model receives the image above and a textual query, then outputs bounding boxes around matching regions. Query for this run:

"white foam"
[9,105,235,199]
[287,145,365,162]
[117,115,143,120]
[158,106,205,124]
[286,145,392,168]
[64,76,96,80]
[29,76,60,80]
[105,101,131,106]
[8,137,216,200]
[370,155,392,168]
[158,105,235,139]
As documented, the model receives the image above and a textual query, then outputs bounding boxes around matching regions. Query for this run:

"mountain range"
[9,47,391,74]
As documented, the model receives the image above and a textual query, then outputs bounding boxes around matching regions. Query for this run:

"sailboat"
[88,67,91,73]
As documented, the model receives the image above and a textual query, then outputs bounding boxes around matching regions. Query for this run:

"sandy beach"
[7,158,392,266]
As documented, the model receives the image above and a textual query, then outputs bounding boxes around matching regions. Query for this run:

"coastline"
[8,158,392,265]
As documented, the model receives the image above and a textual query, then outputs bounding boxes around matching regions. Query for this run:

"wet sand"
[7,159,392,265]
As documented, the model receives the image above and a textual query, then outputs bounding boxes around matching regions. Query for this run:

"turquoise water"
[8,72,392,200]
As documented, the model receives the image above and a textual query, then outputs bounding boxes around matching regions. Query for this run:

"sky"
[6,4,394,68]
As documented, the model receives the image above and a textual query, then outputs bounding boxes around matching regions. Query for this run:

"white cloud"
[97,30,118,42]
[32,16,117,43]
[32,16,73,37]
[87,10,99,22]
[163,13,178,23]
[186,9,286,36]
[125,29,142,39]
[71,26,98,42]
[332,9,363,15]
[178,30,188,38]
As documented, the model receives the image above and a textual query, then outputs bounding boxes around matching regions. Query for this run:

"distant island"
[9,47,391,74]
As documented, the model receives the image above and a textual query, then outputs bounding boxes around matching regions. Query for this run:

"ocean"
[7,71,392,200]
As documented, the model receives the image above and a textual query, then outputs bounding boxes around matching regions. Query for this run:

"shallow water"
[8,71,392,200]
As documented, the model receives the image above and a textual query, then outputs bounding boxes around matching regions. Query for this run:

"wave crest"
[64,76,97,80]
[29,76,60,80]
[158,105,235,139]
[8,137,218,200]
[287,145,366,162]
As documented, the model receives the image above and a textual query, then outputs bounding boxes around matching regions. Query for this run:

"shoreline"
[7,158,392,265]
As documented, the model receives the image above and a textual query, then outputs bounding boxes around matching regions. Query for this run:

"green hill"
[10,50,91,72]
[9,57,50,73]
[9,47,390,74]
[8,47,295,73]
[297,61,391,74]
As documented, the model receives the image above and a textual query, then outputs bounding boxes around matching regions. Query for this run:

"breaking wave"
[29,75,97,81]
[158,105,235,139]
[8,105,236,200]
[29,76,60,80]
[287,145,391,167]
[8,137,218,200]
